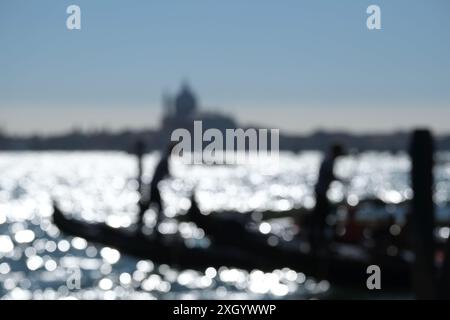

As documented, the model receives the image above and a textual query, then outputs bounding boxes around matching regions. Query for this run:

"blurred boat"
[52,203,260,270]
[52,203,412,288]
[208,197,409,225]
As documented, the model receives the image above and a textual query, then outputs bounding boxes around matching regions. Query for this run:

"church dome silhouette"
[174,82,197,117]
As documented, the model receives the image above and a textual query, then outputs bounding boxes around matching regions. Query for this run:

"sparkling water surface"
[1,151,450,299]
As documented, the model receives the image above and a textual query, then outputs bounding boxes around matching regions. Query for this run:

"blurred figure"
[310,143,345,253]
[339,205,364,243]
[138,143,175,233]
[134,139,146,196]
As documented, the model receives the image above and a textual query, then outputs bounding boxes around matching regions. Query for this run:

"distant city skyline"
[1,0,450,135]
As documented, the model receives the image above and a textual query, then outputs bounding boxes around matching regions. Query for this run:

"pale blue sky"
[1,0,450,135]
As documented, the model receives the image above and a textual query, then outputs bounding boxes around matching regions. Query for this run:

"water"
[0,151,450,300]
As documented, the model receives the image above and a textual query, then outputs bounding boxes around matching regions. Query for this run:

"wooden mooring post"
[134,139,145,196]
[409,129,436,299]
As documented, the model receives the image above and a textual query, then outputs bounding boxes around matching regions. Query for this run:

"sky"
[1,0,450,135]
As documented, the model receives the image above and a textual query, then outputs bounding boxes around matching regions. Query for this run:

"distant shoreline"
[2,128,450,151]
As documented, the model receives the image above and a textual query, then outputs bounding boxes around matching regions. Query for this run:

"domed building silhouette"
[174,82,197,118]
[160,82,237,141]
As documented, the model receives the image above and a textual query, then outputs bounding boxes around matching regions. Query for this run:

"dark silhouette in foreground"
[134,139,145,195]
[309,143,346,255]
[52,200,411,288]
[337,205,365,244]
[138,143,174,233]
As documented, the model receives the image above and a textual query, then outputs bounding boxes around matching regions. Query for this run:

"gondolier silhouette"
[138,143,175,234]
[310,143,345,254]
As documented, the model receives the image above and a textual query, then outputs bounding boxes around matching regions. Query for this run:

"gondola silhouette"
[52,198,411,288]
